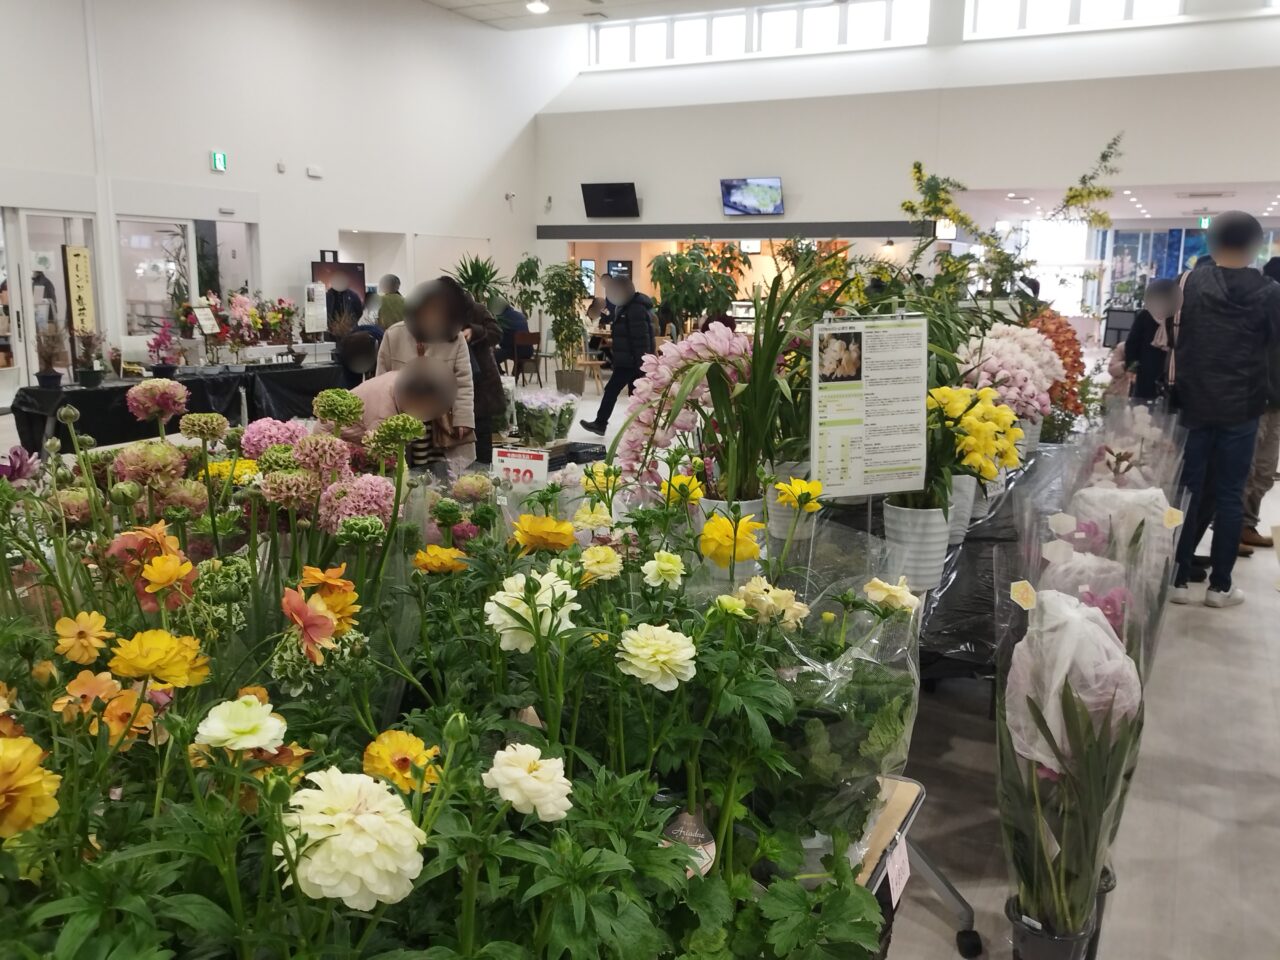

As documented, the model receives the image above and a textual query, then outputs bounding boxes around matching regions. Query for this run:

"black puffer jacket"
[1174,266,1280,427]
[609,293,656,369]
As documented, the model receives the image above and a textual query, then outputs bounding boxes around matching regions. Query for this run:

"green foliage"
[541,260,591,365]
[510,255,544,317]
[448,255,509,306]
[649,242,751,327]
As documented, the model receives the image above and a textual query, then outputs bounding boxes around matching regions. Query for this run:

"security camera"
[505,192,517,201]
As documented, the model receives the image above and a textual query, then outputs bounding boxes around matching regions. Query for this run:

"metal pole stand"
[907,838,983,958]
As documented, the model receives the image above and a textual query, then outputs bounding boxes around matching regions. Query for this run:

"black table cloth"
[10,365,344,453]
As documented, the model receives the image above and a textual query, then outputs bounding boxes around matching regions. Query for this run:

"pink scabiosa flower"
[294,433,353,483]
[450,520,479,545]
[260,470,322,513]
[126,379,189,424]
[317,474,397,535]
[241,418,308,460]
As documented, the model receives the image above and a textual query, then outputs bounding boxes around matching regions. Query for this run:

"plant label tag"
[661,810,716,877]
[493,448,549,491]
[1010,580,1037,610]
[192,307,220,336]
[1163,507,1184,530]
[886,837,910,907]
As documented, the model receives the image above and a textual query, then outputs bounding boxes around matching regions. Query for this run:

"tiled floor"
[4,396,1278,958]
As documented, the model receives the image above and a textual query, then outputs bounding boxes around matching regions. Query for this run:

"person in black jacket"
[1124,278,1181,401]
[580,275,655,436]
[1240,257,1280,549]
[1170,212,1280,607]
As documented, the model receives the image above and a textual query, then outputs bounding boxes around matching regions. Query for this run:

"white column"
[81,0,122,350]
[928,0,966,45]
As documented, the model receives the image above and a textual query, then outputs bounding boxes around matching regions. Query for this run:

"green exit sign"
[1198,215,1212,229]
[210,151,228,173]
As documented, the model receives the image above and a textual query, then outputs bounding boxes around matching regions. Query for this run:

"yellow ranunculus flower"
[54,612,114,666]
[363,730,441,793]
[572,502,614,532]
[774,478,823,513]
[320,590,361,636]
[108,630,209,687]
[512,514,576,554]
[699,514,765,569]
[580,462,620,498]
[413,545,469,574]
[0,736,61,839]
[864,576,920,612]
[661,474,705,505]
[581,545,623,581]
[140,555,193,594]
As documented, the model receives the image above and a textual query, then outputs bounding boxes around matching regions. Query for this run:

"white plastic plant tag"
[1047,512,1076,536]
[1041,540,1074,565]
[886,838,910,907]
[1163,507,1184,530]
[1010,581,1037,611]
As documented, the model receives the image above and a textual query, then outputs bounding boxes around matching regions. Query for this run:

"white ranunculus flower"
[581,544,622,581]
[735,577,810,630]
[483,571,581,654]
[863,576,920,612]
[641,550,685,588]
[277,767,427,910]
[195,695,287,751]
[616,623,697,692]
[481,743,573,821]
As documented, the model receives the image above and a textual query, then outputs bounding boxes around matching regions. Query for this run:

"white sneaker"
[1169,586,1191,605]
[1204,587,1245,608]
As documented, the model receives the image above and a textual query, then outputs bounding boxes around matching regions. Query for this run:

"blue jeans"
[1175,419,1259,591]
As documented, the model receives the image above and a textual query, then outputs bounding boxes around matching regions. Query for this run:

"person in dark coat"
[494,301,533,367]
[1124,278,1181,401]
[579,275,655,436]
[1170,212,1280,606]
[460,297,505,466]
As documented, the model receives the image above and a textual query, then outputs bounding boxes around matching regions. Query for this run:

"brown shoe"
[1242,527,1275,548]
[1238,543,1255,557]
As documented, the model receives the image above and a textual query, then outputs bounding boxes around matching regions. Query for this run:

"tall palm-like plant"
[447,254,508,306]
[541,260,590,368]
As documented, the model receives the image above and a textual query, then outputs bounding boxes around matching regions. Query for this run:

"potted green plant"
[540,260,589,395]
[73,330,105,388]
[447,254,508,306]
[35,325,65,390]
[649,241,749,334]
[510,254,543,318]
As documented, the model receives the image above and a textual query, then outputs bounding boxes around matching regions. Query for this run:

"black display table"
[10,364,345,453]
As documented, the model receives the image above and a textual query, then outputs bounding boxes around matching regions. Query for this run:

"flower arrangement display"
[226,293,262,357]
[958,322,1065,423]
[0,378,921,959]
[146,319,183,368]
[514,390,576,446]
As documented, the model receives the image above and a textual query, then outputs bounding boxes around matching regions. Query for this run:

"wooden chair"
[513,331,543,387]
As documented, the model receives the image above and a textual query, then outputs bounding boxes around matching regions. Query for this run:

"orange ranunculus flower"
[92,690,155,750]
[299,564,355,596]
[511,514,576,554]
[281,588,337,665]
[53,612,114,666]
[362,730,440,793]
[413,545,468,574]
[108,631,209,687]
[30,661,57,686]
[141,555,194,594]
[133,521,182,557]
[239,741,313,813]
[319,590,360,636]
[53,671,123,721]
[238,686,270,705]
[0,736,61,838]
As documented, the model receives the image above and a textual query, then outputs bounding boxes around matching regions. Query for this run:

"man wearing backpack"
[580,275,655,436]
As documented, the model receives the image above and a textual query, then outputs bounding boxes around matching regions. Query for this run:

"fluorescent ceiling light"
[526,0,549,12]
[1122,190,1132,195]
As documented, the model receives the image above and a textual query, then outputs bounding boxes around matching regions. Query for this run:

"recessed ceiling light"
[1007,192,1016,198]
[1128,197,1138,203]
[526,0,549,12]
[1123,190,1132,195]
[1144,214,1151,218]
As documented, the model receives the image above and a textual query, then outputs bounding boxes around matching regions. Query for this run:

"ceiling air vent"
[583,10,608,17]
[1175,191,1235,200]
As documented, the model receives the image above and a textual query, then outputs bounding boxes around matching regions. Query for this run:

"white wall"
[536,63,1280,230]
[0,0,583,346]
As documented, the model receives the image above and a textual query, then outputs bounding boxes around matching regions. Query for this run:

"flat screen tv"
[721,177,784,216]
[582,182,640,218]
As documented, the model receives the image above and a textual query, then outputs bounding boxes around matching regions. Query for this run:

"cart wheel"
[956,928,983,958]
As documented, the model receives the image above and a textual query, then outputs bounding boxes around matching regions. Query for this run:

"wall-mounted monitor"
[582,182,640,218]
[606,260,632,279]
[721,177,784,216]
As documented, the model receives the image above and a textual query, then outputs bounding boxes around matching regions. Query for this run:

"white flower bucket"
[883,503,949,591]
[765,461,815,541]
[947,474,977,546]
[1017,418,1043,458]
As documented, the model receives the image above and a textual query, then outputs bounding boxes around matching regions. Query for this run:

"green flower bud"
[56,405,80,425]
[110,481,142,505]
[443,711,469,745]
[44,437,62,455]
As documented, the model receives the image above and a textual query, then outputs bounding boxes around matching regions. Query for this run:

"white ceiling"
[964,183,1280,227]
[427,0,753,30]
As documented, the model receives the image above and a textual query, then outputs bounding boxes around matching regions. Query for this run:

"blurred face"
[409,297,452,342]
[604,280,628,304]
[331,274,349,293]
[1146,288,1182,319]
[395,385,447,422]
